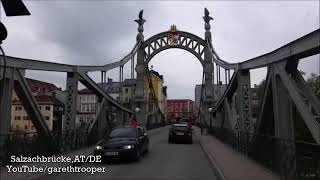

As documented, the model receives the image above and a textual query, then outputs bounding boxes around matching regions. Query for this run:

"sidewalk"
[194,127,281,180]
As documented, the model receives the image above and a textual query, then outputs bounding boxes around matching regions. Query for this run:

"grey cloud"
[1,1,319,100]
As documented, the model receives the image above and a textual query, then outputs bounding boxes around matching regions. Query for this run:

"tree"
[306,73,320,99]
[255,79,266,101]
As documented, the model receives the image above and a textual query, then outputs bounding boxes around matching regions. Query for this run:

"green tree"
[255,79,266,101]
[305,73,320,99]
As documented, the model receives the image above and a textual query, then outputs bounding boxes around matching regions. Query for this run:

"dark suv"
[94,126,149,161]
[168,123,193,144]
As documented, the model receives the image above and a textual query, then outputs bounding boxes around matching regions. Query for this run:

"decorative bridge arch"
[142,29,207,65]
[134,10,215,125]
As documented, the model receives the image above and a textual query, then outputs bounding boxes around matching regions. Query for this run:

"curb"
[195,131,227,180]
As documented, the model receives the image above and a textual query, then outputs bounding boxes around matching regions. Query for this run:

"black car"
[94,126,149,161]
[168,123,193,144]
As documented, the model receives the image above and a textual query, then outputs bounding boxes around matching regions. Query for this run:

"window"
[15,116,21,120]
[25,125,28,130]
[80,117,83,123]
[45,106,50,111]
[15,106,22,111]
[125,88,129,93]
[85,104,88,112]
[81,105,85,112]
[44,116,50,120]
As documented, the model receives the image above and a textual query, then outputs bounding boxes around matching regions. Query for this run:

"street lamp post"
[134,107,141,124]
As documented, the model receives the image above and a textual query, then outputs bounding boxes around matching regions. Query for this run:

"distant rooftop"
[79,78,121,94]
[26,78,59,95]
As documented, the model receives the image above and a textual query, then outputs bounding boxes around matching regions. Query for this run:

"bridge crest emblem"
[167,25,179,46]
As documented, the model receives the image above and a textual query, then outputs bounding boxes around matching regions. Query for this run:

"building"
[167,99,194,123]
[11,95,64,134]
[145,69,167,116]
[77,78,121,125]
[194,82,227,108]
[121,78,136,107]
[10,78,64,134]
[121,69,168,118]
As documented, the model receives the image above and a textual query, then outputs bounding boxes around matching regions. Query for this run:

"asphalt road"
[36,126,218,180]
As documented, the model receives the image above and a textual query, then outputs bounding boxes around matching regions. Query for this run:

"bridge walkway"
[194,127,281,180]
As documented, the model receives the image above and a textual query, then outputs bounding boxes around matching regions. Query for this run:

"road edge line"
[196,133,228,180]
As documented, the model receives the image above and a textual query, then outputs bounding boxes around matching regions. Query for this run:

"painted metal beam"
[0,68,14,139]
[213,70,238,112]
[276,65,320,144]
[14,69,52,138]
[240,29,320,70]
[77,72,133,114]
[4,56,74,72]
[207,41,239,70]
[2,42,141,72]
[87,98,106,134]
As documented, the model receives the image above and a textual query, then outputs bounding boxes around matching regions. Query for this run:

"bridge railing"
[0,127,103,164]
[208,126,320,180]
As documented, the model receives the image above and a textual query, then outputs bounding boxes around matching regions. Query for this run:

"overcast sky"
[1,1,319,100]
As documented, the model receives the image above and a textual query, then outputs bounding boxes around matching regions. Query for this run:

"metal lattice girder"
[275,63,320,144]
[14,69,52,137]
[64,71,78,130]
[77,72,133,114]
[3,42,141,72]
[235,70,254,133]
[0,67,14,138]
[239,29,320,70]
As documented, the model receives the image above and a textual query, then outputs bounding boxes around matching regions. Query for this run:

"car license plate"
[105,152,118,156]
[176,132,184,135]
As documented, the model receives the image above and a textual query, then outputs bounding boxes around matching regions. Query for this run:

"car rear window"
[109,127,137,138]
[172,124,189,130]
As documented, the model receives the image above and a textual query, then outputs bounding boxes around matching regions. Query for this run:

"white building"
[76,78,121,125]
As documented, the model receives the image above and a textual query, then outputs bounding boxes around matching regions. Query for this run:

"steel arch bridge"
[0,8,319,179]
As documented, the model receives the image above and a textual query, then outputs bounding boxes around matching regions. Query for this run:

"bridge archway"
[134,24,215,125]
[143,30,207,66]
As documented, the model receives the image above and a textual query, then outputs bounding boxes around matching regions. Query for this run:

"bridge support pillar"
[64,71,78,148]
[97,98,107,139]
[0,67,14,154]
[235,70,253,133]
[271,63,296,179]
[135,46,147,125]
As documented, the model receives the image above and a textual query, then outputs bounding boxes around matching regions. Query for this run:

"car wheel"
[134,149,140,161]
